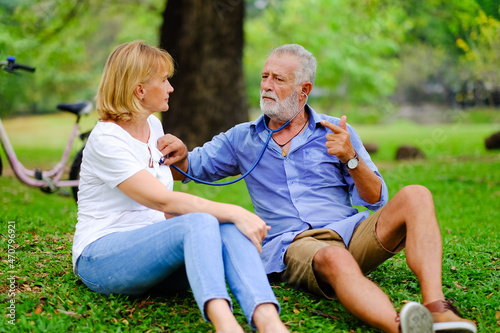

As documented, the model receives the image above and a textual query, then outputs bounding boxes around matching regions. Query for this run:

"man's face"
[260,89,299,122]
[260,54,302,122]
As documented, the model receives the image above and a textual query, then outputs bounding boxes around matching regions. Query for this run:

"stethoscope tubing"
[169,118,291,186]
[168,97,308,186]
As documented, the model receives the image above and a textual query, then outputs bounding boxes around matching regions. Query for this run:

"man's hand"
[321,115,356,163]
[157,134,189,180]
[157,134,188,166]
[322,115,383,203]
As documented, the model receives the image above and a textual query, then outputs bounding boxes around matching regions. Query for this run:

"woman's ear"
[135,84,145,101]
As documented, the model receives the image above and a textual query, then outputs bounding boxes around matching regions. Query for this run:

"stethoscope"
[163,92,309,186]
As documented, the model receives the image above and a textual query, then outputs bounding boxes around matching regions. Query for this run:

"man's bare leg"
[314,246,400,332]
[376,185,445,304]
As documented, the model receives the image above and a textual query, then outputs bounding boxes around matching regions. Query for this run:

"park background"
[0,0,499,332]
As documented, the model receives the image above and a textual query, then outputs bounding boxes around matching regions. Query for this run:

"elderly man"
[160,44,476,333]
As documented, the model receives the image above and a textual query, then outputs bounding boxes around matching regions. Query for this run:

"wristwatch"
[346,152,359,170]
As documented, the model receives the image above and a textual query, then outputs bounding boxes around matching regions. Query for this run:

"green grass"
[1,111,500,332]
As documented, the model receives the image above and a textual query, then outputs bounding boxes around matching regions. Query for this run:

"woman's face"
[141,66,174,113]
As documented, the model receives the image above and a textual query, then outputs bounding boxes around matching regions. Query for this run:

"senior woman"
[72,41,287,333]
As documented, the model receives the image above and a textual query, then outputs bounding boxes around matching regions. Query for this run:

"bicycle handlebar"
[1,56,36,74]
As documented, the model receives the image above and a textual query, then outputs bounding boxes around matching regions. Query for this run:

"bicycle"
[0,55,92,201]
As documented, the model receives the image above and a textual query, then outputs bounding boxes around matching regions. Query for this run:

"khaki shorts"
[282,208,405,299]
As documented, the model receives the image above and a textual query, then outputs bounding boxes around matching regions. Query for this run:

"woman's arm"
[117,170,269,252]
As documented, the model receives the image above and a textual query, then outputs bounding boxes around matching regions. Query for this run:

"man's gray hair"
[270,44,317,85]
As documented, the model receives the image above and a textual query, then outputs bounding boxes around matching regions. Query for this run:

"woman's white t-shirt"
[72,115,174,271]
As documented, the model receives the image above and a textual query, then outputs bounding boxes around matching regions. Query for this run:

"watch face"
[347,158,358,169]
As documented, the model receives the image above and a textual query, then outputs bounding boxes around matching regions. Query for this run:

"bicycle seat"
[57,100,92,117]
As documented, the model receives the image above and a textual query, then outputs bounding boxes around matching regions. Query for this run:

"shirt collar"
[251,104,322,134]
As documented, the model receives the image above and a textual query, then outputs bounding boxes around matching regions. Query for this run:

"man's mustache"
[260,91,278,102]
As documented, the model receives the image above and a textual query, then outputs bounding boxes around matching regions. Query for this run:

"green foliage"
[456,8,500,92]
[475,0,500,20]
[0,0,164,117]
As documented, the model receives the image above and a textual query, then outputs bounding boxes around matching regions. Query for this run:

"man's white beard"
[260,90,300,123]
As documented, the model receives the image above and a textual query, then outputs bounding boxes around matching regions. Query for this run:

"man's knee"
[400,184,433,202]
[313,246,360,277]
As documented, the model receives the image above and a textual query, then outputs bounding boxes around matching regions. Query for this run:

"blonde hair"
[96,40,174,122]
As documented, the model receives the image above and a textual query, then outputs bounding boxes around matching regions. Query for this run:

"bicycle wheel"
[69,147,84,202]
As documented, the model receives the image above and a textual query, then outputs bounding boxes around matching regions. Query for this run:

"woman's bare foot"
[253,303,289,333]
[205,299,244,333]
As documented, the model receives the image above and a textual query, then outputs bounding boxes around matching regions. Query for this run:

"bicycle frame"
[1,55,91,196]
[0,117,81,191]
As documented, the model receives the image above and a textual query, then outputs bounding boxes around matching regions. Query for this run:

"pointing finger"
[320,119,338,132]
[320,119,345,134]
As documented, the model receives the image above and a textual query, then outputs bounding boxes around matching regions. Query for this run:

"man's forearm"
[347,158,382,204]
[170,159,189,181]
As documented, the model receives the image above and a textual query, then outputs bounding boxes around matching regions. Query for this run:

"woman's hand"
[225,205,270,253]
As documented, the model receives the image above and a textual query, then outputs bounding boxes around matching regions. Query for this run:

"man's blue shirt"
[186,106,388,273]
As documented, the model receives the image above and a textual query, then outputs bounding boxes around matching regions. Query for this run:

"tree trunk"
[159,0,247,149]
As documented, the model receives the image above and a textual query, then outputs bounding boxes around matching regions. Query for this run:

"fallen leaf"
[454,281,467,291]
[57,309,82,320]
[34,298,47,314]
[137,300,154,309]
[293,309,300,314]
[309,310,340,320]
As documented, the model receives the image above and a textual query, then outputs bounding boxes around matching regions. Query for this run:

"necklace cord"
[272,117,308,148]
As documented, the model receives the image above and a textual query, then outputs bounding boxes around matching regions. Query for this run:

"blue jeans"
[76,213,279,328]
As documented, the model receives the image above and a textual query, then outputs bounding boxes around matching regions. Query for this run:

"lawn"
[1,110,499,332]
